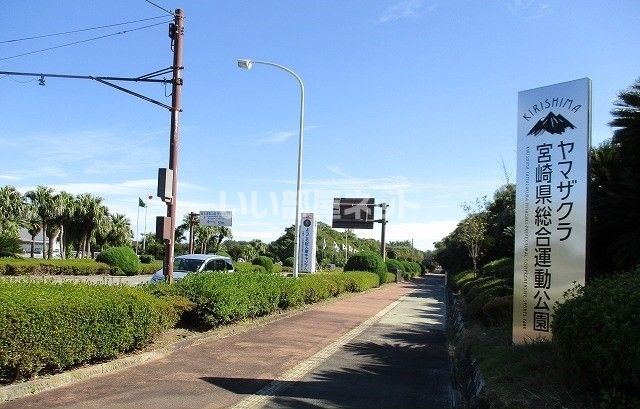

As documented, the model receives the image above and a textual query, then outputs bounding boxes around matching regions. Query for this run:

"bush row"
[451,269,513,326]
[143,271,381,330]
[553,272,640,399]
[0,257,164,276]
[0,280,179,382]
[0,258,112,276]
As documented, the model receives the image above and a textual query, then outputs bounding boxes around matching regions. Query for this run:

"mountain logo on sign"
[527,111,575,136]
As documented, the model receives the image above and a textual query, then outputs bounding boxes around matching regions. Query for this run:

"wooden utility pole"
[164,9,184,284]
[188,212,198,254]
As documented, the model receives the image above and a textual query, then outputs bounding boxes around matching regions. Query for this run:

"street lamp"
[237,58,305,278]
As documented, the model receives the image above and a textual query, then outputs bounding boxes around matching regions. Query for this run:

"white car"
[149,254,234,283]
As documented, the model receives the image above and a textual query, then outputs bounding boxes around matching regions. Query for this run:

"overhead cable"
[0,16,167,44]
[0,21,171,62]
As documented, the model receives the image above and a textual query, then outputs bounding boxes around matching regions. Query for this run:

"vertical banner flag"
[138,198,146,207]
[299,213,317,273]
[513,78,591,343]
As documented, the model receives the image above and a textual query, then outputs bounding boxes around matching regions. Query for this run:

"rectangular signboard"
[513,78,590,344]
[332,198,375,229]
[200,211,232,227]
[299,213,317,273]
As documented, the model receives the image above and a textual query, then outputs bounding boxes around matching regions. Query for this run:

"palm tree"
[74,193,106,258]
[609,78,640,172]
[25,211,42,258]
[108,213,132,247]
[0,185,26,235]
[25,186,55,259]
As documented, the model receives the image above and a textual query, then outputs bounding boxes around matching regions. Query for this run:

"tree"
[108,213,132,247]
[74,193,106,258]
[0,186,26,235]
[25,210,41,258]
[268,225,295,262]
[460,199,488,275]
[610,78,640,173]
[25,186,55,259]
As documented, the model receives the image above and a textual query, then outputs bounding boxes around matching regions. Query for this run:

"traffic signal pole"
[164,8,184,284]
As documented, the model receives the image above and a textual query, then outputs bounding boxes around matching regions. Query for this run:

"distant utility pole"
[164,9,184,284]
[378,203,388,261]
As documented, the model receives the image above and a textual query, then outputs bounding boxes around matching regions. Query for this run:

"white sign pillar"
[513,78,591,344]
[298,213,317,273]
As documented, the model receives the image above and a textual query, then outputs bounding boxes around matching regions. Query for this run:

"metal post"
[164,9,184,284]
[380,203,388,261]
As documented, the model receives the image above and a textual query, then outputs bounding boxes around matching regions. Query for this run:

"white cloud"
[377,0,431,23]
[355,220,458,250]
[0,174,20,181]
[256,130,297,144]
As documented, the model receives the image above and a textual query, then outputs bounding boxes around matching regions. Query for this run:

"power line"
[0,21,171,62]
[144,0,175,17]
[0,74,37,83]
[0,16,168,44]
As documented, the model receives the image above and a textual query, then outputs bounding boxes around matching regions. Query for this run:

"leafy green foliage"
[96,246,140,275]
[0,280,178,382]
[0,233,22,258]
[482,295,513,326]
[344,251,386,283]
[0,258,112,275]
[553,272,640,397]
[283,256,294,267]
[139,254,154,264]
[385,258,404,273]
[385,272,397,283]
[482,257,514,281]
[251,256,274,273]
[234,261,267,273]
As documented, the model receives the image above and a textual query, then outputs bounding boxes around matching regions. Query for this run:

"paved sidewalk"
[2,276,450,409]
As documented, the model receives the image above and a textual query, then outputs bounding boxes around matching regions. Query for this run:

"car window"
[174,258,204,272]
[225,261,233,271]
[214,259,227,271]
[203,259,217,271]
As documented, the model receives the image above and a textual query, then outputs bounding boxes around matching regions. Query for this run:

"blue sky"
[1,1,639,250]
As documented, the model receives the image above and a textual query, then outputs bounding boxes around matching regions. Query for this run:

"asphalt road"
[1,276,451,409]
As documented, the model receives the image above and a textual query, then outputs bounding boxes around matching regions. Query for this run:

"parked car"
[149,254,234,283]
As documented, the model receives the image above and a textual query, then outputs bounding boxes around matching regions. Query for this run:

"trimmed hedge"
[252,256,274,273]
[0,258,112,276]
[0,280,178,382]
[553,272,640,396]
[283,257,294,267]
[345,251,386,284]
[139,254,154,264]
[139,261,163,275]
[385,258,404,273]
[96,247,140,276]
[385,272,397,283]
[235,261,267,274]
[164,271,380,330]
[482,295,512,326]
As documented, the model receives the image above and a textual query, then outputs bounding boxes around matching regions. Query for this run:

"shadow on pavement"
[200,278,450,409]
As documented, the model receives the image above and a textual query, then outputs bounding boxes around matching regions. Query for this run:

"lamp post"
[237,59,305,278]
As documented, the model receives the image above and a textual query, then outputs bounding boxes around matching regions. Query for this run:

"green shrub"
[385,272,397,283]
[234,262,267,274]
[139,254,154,264]
[298,274,338,303]
[176,272,285,328]
[385,259,404,273]
[283,257,294,267]
[251,256,274,273]
[450,270,476,293]
[342,271,380,291]
[279,278,304,309]
[0,233,21,258]
[482,258,514,286]
[0,280,177,382]
[467,285,513,321]
[345,251,386,284]
[482,295,513,326]
[139,260,163,275]
[553,272,640,396]
[272,263,282,274]
[96,247,140,276]
[0,258,112,276]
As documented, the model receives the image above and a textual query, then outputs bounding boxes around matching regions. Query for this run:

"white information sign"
[299,213,317,273]
[513,78,590,343]
[200,211,232,227]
